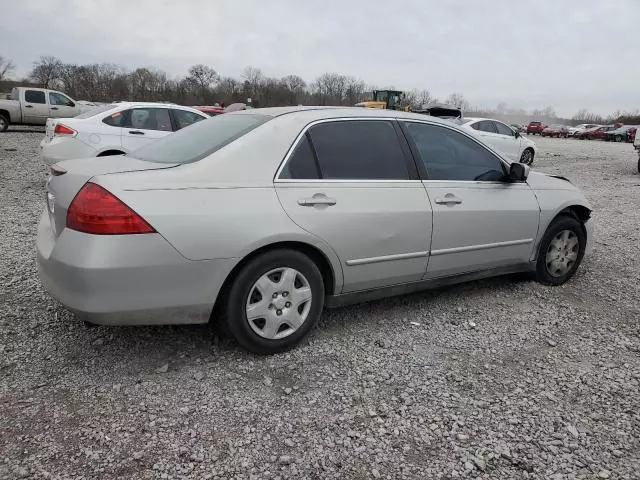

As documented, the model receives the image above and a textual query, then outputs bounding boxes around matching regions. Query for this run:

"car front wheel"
[223,249,325,354]
[520,148,534,166]
[535,216,586,286]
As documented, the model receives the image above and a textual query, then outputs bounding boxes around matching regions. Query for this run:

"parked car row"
[526,121,637,142]
[37,106,593,353]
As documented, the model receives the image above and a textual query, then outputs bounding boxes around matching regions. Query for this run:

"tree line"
[1,54,639,124]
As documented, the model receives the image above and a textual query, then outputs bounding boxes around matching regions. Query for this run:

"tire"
[637,155,640,174]
[615,135,622,143]
[520,148,534,166]
[535,216,586,286]
[0,114,8,132]
[223,249,325,354]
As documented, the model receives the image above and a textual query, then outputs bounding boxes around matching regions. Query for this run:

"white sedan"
[460,117,537,165]
[40,102,208,164]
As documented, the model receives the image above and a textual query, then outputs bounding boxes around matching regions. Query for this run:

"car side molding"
[325,263,534,308]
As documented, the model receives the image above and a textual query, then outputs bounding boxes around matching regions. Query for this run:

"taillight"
[54,124,77,136]
[66,183,155,235]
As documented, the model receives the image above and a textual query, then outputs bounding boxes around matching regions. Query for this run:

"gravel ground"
[1,127,639,480]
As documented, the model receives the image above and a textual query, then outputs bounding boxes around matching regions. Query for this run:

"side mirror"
[514,130,520,138]
[509,162,529,182]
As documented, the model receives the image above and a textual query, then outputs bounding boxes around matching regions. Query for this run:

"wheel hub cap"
[545,229,579,277]
[245,267,312,340]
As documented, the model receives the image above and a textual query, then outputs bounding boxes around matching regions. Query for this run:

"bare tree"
[241,66,264,104]
[404,89,435,109]
[445,92,470,111]
[344,77,367,105]
[29,56,63,88]
[215,76,241,105]
[0,56,15,81]
[186,64,219,103]
[281,74,306,105]
[311,72,349,105]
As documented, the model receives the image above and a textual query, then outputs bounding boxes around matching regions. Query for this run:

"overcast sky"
[1,0,637,116]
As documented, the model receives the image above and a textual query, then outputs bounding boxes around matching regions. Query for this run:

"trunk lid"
[45,156,177,237]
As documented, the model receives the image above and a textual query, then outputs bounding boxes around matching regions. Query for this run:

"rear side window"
[403,122,506,182]
[126,108,172,131]
[280,134,320,179]
[103,110,125,126]
[25,90,46,104]
[307,120,409,180]
[130,113,270,164]
[472,120,497,133]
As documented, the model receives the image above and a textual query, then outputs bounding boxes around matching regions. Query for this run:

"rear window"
[76,104,119,119]
[529,122,541,125]
[129,113,270,164]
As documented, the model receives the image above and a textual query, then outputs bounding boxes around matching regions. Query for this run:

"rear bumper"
[36,210,237,325]
[40,137,97,165]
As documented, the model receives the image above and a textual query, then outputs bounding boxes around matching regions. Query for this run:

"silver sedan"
[37,107,593,353]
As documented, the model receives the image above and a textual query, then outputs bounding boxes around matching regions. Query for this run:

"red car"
[526,121,546,135]
[541,125,569,138]
[576,125,615,140]
[193,105,225,116]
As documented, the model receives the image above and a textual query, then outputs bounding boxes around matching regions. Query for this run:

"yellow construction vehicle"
[355,90,406,110]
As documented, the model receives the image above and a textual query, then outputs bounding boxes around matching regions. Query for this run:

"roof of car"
[230,106,457,125]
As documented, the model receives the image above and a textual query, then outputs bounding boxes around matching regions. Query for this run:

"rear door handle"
[298,194,336,207]
[129,130,145,135]
[51,107,59,110]
[434,194,463,205]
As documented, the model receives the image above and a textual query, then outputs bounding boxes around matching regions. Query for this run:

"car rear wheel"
[637,155,640,174]
[0,114,8,132]
[535,216,586,286]
[520,148,534,166]
[615,135,623,142]
[223,249,324,354]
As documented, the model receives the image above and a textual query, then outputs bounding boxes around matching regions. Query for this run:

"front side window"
[173,109,206,130]
[307,120,409,180]
[49,92,75,107]
[25,90,46,104]
[494,121,515,136]
[403,122,506,182]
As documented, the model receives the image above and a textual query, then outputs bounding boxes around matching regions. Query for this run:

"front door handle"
[25,105,33,108]
[129,130,145,135]
[51,107,59,110]
[434,194,463,205]
[298,194,336,207]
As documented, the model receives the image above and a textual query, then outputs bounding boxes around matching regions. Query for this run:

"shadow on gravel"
[46,272,535,375]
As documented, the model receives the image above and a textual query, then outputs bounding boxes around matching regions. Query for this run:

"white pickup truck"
[0,87,91,132]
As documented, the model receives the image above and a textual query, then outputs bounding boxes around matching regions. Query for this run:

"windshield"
[75,104,119,119]
[130,113,270,164]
